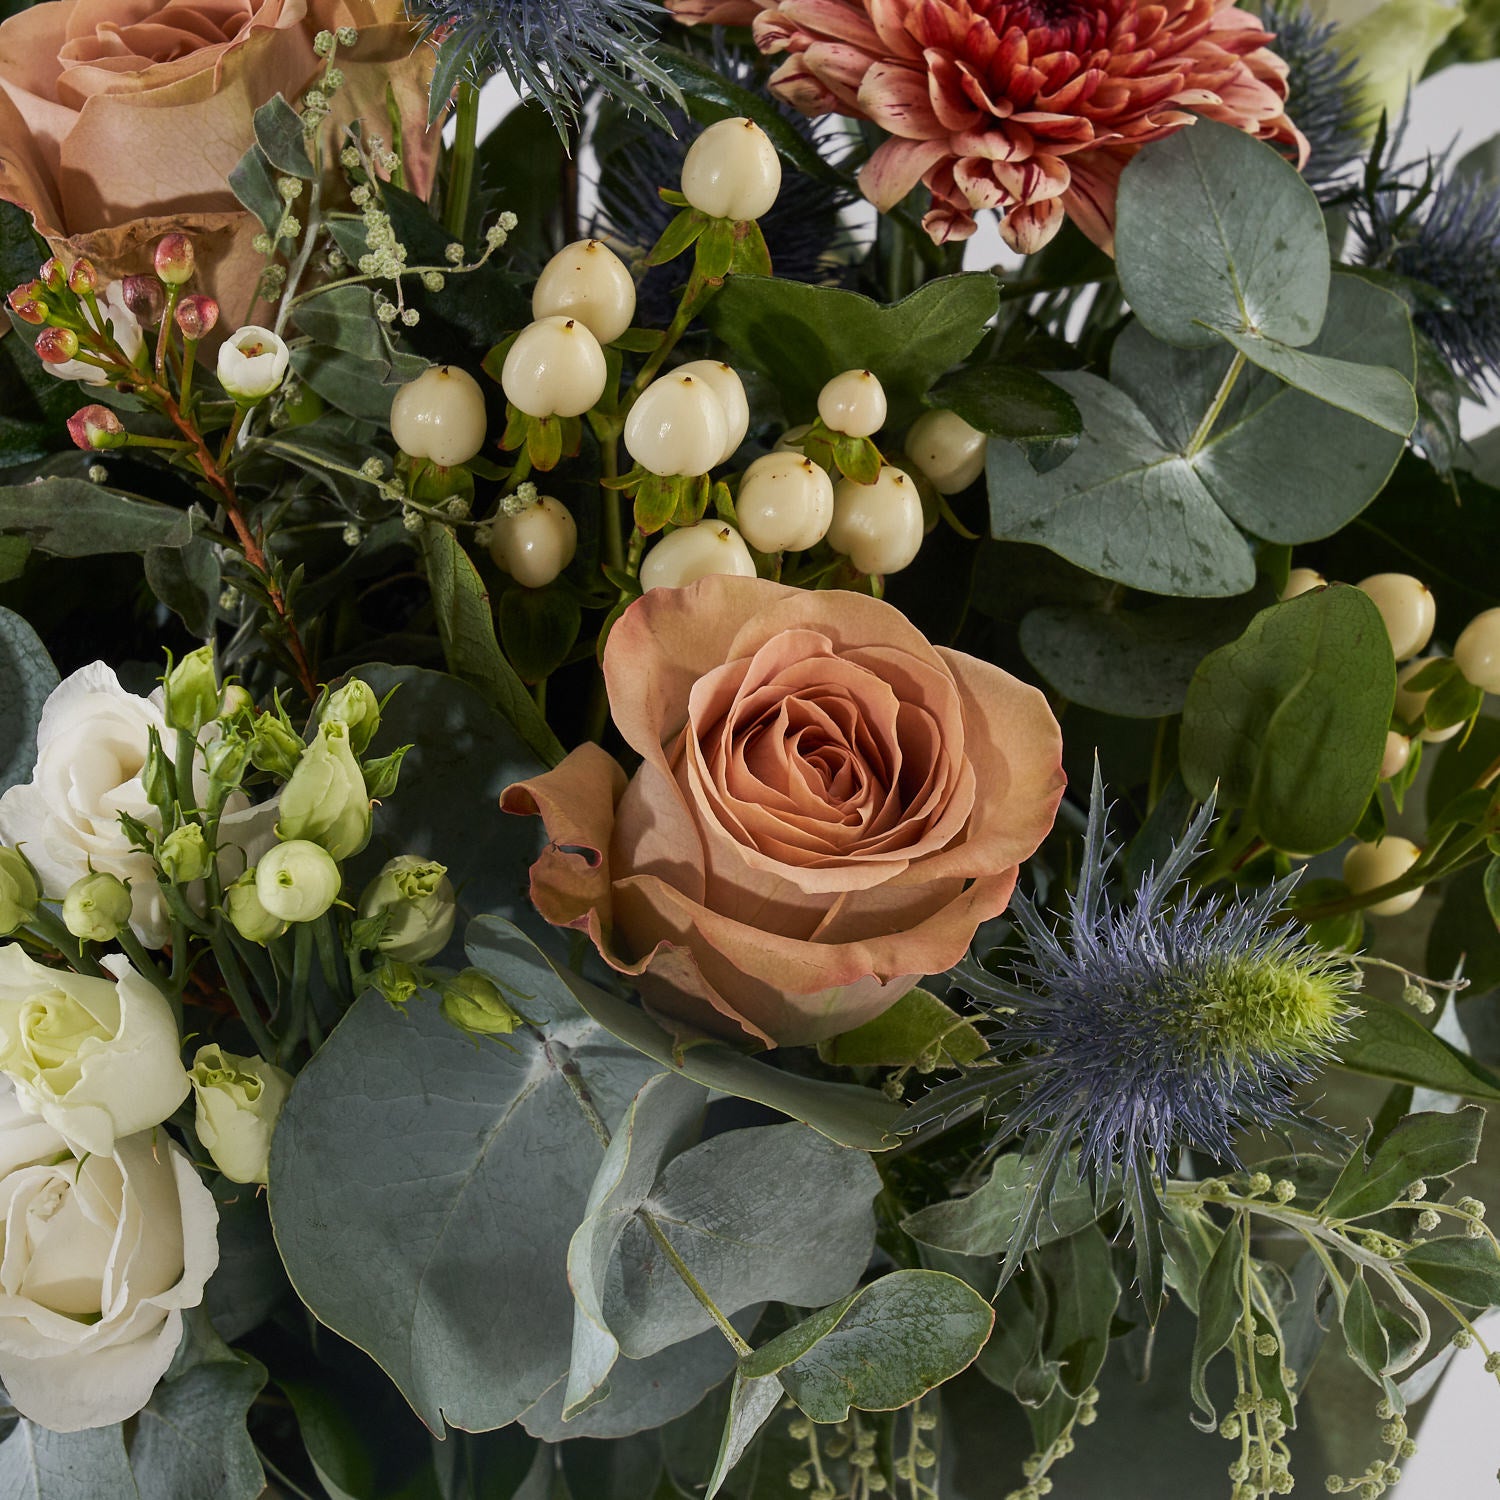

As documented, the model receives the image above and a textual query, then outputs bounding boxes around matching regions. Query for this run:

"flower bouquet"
[0,0,1499,1494]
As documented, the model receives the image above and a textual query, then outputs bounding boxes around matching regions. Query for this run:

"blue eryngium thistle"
[410,0,678,132]
[907,768,1356,1310]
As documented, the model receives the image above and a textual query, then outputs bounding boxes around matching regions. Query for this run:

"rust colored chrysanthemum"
[669,0,1307,253]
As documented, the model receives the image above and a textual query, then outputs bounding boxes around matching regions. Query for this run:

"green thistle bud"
[358,856,455,963]
[63,871,132,942]
[277,721,370,860]
[255,841,341,923]
[440,970,524,1039]
[158,824,212,884]
[223,870,287,945]
[0,848,39,936]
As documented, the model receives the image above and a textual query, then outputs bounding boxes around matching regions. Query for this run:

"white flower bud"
[158,824,212,884]
[673,360,749,465]
[487,494,577,589]
[1455,606,1500,695]
[500,317,608,419]
[1343,836,1423,917]
[1280,566,1326,601]
[818,369,888,438]
[531,239,637,346]
[216,325,290,403]
[190,1044,292,1185]
[223,870,287,945]
[640,520,757,591]
[277,721,370,861]
[680,117,781,221]
[734,452,835,553]
[63,872,132,943]
[359,855,456,963]
[1357,573,1436,661]
[624,372,730,477]
[389,364,488,468]
[827,466,924,576]
[255,840,342,923]
[904,408,987,494]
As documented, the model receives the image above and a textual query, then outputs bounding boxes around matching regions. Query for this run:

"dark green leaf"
[144,510,220,638]
[1340,1272,1390,1384]
[1338,1000,1500,1103]
[817,988,985,1069]
[252,93,314,178]
[1323,1107,1485,1221]
[289,342,428,423]
[926,365,1081,471]
[1401,1237,1500,1308]
[0,479,192,557]
[498,585,581,684]
[974,1275,1054,1403]
[471,101,570,265]
[1190,1218,1244,1423]
[0,606,56,795]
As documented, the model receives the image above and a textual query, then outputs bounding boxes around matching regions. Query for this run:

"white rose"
[0,663,277,947]
[190,1044,291,1185]
[0,1126,218,1431]
[0,947,189,1157]
[42,281,144,386]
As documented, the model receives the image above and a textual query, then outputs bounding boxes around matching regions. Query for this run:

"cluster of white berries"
[1284,566,1500,917]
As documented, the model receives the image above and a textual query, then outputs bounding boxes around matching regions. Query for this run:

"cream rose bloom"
[0,947,190,1157]
[0,1103,218,1432]
[0,663,276,948]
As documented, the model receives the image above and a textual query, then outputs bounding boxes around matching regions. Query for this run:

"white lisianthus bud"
[1455,607,1500,695]
[680,117,782,221]
[255,841,342,924]
[500,317,608,419]
[0,850,38,937]
[488,494,578,589]
[320,678,383,755]
[163,645,219,733]
[359,855,456,963]
[62,871,133,942]
[640,520,757,591]
[0,948,190,1156]
[190,1044,292,1185]
[216,325,290,403]
[904,409,987,494]
[389,364,488,468]
[1343,836,1424,917]
[625,372,730,478]
[827,466,924,576]
[277,721,370,860]
[531,239,637,345]
[158,824,212,884]
[735,452,835,553]
[673,361,749,466]
[1356,573,1436,662]
[818,369,888,438]
[223,870,287,945]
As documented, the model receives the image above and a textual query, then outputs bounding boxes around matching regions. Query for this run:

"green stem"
[1185,351,1247,459]
[278,922,315,1066]
[210,927,277,1058]
[122,433,195,452]
[155,284,180,381]
[179,338,198,410]
[117,928,177,1006]
[312,911,352,1006]
[600,431,624,574]
[638,1212,753,1357]
[444,81,481,241]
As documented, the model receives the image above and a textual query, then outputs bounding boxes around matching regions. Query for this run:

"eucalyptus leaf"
[739,1270,993,1422]
[1337,1001,1500,1103]
[703,1372,783,1500]
[0,1425,138,1499]
[1322,1107,1485,1221]
[0,606,56,794]
[144,510,220,638]
[817,988,985,1069]
[0,479,192,557]
[1179,585,1395,852]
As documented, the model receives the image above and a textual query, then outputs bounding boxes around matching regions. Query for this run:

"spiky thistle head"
[410,0,679,133]
[907,765,1357,1307]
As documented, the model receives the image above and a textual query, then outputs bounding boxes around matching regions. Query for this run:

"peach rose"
[0,0,440,330]
[501,577,1065,1047]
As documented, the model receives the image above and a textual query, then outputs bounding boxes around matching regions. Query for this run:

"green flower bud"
[248,711,305,778]
[204,728,252,788]
[372,958,421,1009]
[163,646,220,734]
[0,848,39,936]
[277,722,370,860]
[62,871,133,942]
[158,823,213,884]
[441,969,524,1038]
[320,678,383,755]
[223,870,287,945]
[142,730,177,816]
[190,1044,293,1185]
[219,684,254,719]
[358,855,455,963]
[362,745,409,800]
[255,841,341,924]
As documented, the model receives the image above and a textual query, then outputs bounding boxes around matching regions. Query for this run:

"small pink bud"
[120,274,166,325]
[154,233,195,286]
[35,326,79,363]
[66,404,126,450]
[7,282,48,325]
[38,257,66,291]
[66,259,98,295]
[175,293,219,340]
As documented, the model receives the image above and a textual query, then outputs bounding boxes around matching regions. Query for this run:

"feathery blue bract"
[1260,2,1366,197]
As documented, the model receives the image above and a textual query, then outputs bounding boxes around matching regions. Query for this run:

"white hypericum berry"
[389,364,488,468]
[1379,731,1411,781]
[1281,567,1326,601]
[624,372,729,477]
[1454,606,1500,695]
[818,369,888,439]
[735,452,835,553]
[640,520,757,591]
[500,316,608,419]
[680,117,781,221]
[1357,573,1436,661]
[1343,836,1423,917]
[531,239,637,346]
[674,360,749,466]
[826,466,924,576]
[904,409,987,494]
[488,494,577,589]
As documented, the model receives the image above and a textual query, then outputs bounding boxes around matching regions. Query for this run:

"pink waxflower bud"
[66,259,98,296]
[154,233,196,286]
[174,293,219,340]
[38,257,66,292]
[66,404,127,450]
[120,274,166,326]
[35,326,80,363]
[7,282,48,326]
